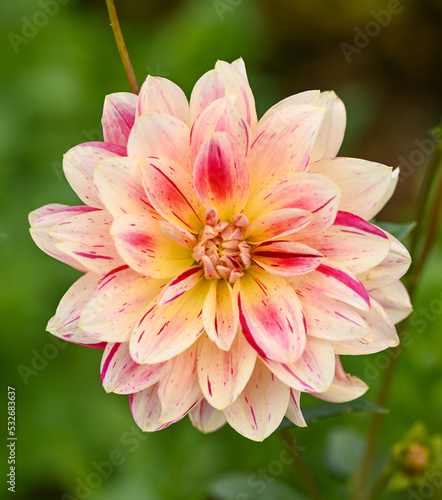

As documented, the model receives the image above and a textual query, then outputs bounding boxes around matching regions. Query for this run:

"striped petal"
[159,221,197,249]
[190,59,257,127]
[223,360,290,442]
[63,142,126,208]
[94,157,153,217]
[300,211,391,275]
[247,208,313,244]
[100,342,167,394]
[332,299,399,354]
[130,278,210,364]
[29,204,96,272]
[252,240,322,277]
[197,332,257,410]
[102,92,137,147]
[312,356,368,403]
[46,273,104,346]
[142,157,205,232]
[158,344,203,423]
[309,157,393,220]
[265,337,335,393]
[136,76,190,125]
[202,279,239,351]
[193,132,249,219]
[286,389,307,427]
[127,113,190,171]
[111,213,193,278]
[80,266,166,342]
[238,266,306,364]
[370,281,412,324]
[157,266,204,305]
[50,210,125,274]
[189,399,227,433]
[130,384,176,432]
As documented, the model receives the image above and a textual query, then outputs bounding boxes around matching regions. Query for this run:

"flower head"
[29,59,412,441]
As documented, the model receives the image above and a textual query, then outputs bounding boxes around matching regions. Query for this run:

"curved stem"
[105,0,139,94]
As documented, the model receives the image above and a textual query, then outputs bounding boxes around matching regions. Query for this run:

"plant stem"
[105,0,139,94]
[280,427,326,500]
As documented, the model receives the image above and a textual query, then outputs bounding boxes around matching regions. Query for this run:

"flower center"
[193,208,251,283]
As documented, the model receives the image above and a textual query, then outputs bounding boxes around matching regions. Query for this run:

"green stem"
[280,428,326,500]
[105,0,139,94]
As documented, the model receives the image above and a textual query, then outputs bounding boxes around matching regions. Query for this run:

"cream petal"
[189,399,227,433]
[130,384,176,432]
[370,281,412,324]
[102,92,137,147]
[157,266,204,305]
[286,389,307,427]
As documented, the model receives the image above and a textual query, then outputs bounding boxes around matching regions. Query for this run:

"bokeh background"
[1,1,441,499]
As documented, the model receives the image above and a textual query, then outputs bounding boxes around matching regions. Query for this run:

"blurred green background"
[1,1,441,499]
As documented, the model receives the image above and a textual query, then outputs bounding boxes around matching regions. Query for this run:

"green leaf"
[207,473,307,500]
[375,221,416,244]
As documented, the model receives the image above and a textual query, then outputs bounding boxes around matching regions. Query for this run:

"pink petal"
[94,156,153,217]
[159,221,197,248]
[332,298,399,354]
[80,266,166,342]
[246,208,313,244]
[157,266,204,305]
[102,92,137,147]
[130,384,176,431]
[265,337,335,393]
[193,132,250,219]
[189,399,227,433]
[111,213,193,278]
[299,211,391,275]
[130,278,210,364]
[46,273,104,346]
[238,266,306,364]
[29,204,97,272]
[223,360,290,441]
[63,142,126,208]
[49,210,125,274]
[127,113,191,172]
[202,279,239,351]
[190,60,257,127]
[100,342,167,394]
[157,343,203,423]
[312,356,368,403]
[252,240,322,277]
[136,76,190,125]
[370,281,412,324]
[197,332,257,410]
[142,157,205,232]
[245,172,340,239]
[191,96,250,163]
[286,389,307,427]
[309,157,394,220]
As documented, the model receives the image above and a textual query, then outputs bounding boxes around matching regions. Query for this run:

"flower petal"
[159,221,197,249]
[157,266,204,305]
[142,157,205,232]
[309,157,393,220]
[80,266,166,342]
[370,281,412,324]
[252,240,322,277]
[238,266,306,364]
[63,142,126,208]
[223,360,290,442]
[102,92,137,147]
[94,156,153,217]
[265,337,335,393]
[111,213,193,278]
[299,211,391,275]
[312,356,368,403]
[127,113,191,172]
[158,344,203,423]
[286,389,307,427]
[29,204,97,272]
[189,399,227,433]
[193,132,250,219]
[100,342,167,394]
[202,279,239,351]
[130,384,176,432]
[246,208,313,244]
[46,273,104,346]
[197,332,257,410]
[190,60,257,127]
[136,76,190,125]
[332,298,399,354]
[130,278,210,364]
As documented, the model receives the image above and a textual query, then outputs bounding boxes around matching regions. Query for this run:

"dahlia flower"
[29,59,412,441]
